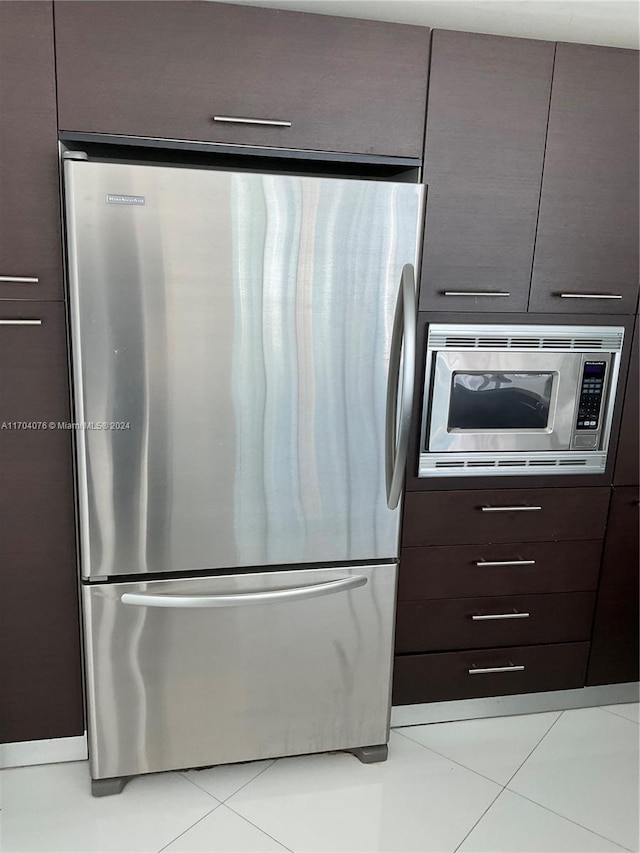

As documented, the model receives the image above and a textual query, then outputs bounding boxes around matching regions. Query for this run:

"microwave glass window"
[448,372,554,430]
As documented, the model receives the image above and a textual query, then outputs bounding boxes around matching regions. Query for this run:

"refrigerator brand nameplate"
[105,194,145,205]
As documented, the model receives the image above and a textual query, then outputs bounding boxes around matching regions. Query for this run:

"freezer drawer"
[83,564,396,780]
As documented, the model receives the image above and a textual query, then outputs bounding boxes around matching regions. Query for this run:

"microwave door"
[427,350,583,454]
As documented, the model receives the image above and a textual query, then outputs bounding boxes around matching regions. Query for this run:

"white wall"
[213,0,640,49]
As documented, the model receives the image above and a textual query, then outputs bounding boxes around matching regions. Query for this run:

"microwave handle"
[385,264,417,510]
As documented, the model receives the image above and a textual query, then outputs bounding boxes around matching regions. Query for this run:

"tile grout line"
[221,759,279,803]
[598,706,640,726]
[452,711,566,853]
[502,709,565,789]
[502,788,637,853]
[394,728,507,787]
[178,770,222,800]
[222,799,295,853]
[156,800,222,853]
[452,786,506,853]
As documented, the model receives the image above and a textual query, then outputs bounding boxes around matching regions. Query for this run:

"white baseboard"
[0,734,88,769]
[391,682,640,727]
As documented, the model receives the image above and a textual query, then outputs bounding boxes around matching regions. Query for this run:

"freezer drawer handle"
[472,612,530,621]
[120,575,367,608]
[468,665,525,675]
[385,263,417,509]
[0,319,42,326]
[0,275,39,284]
[213,115,292,128]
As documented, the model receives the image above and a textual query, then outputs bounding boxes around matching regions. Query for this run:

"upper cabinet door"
[0,1,63,301]
[530,44,639,314]
[419,31,554,312]
[53,1,430,159]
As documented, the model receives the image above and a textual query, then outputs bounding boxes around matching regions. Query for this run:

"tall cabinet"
[0,2,83,746]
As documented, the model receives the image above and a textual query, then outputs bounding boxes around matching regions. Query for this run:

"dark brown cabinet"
[587,487,639,686]
[614,320,639,486]
[402,487,610,547]
[420,31,554,312]
[399,541,602,600]
[396,592,595,653]
[0,1,64,301]
[529,43,639,314]
[54,1,430,159]
[393,642,591,704]
[0,302,83,743]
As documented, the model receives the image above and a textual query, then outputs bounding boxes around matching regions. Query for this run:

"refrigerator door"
[65,162,424,578]
[82,564,396,780]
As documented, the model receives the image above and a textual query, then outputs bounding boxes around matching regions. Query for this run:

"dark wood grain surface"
[530,43,639,314]
[396,591,596,653]
[393,642,591,704]
[586,487,639,686]
[402,487,610,547]
[0,1,63,301]
[614,320,639,486]
[399,540,602,600]
[54,0,430,158]
[419,31,554,312]
[0,301,83,743]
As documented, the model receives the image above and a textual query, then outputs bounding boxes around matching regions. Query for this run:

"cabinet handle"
[472,612,530,621]
[475,559,536,567]
[480,505,542,513]
[0,275,39,284]
[558,293,623,300]
[468,665,525,675]
[442,291,510,297]
[0,319,42,326]
[213,115,292,128]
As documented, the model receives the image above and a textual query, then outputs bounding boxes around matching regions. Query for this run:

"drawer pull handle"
[558,293,623,300]
[480,505,542,513]
[469,665,525,675]
[0,275,39,284]
[476,559,536,567]
[0,319,42,326]
[472,612,530,621]
[213,115,292,128]
[443,291,510,298]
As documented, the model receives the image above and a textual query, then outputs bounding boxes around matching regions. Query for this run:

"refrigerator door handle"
[120,575,367,608]
[385,263,417,510]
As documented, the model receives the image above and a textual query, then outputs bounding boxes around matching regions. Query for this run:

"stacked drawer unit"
[393,487,610,704]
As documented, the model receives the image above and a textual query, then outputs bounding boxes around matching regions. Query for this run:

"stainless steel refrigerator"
[64,159,424,795]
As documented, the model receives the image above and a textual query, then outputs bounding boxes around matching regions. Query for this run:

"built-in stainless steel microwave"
[419,324,625,477]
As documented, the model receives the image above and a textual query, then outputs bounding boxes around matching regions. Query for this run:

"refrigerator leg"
[91,776,130,797]
[348,744,388,764]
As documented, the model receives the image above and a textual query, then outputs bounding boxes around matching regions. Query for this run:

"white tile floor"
[1,704,638,853]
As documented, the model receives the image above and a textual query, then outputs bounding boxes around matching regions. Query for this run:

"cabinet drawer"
[393,642,590,704]
[402,487,610,547]
[54,1,430,159]
[399,541,602,600]
[395,592,595,653]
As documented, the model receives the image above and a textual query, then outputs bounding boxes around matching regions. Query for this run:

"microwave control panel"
[573,359,608,448]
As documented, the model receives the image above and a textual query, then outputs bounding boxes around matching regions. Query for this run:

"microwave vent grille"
[429,326,624,353]
[431,456,592,471]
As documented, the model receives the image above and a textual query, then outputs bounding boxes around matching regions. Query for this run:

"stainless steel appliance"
[419,323,625,477]
[64,159,424,794]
